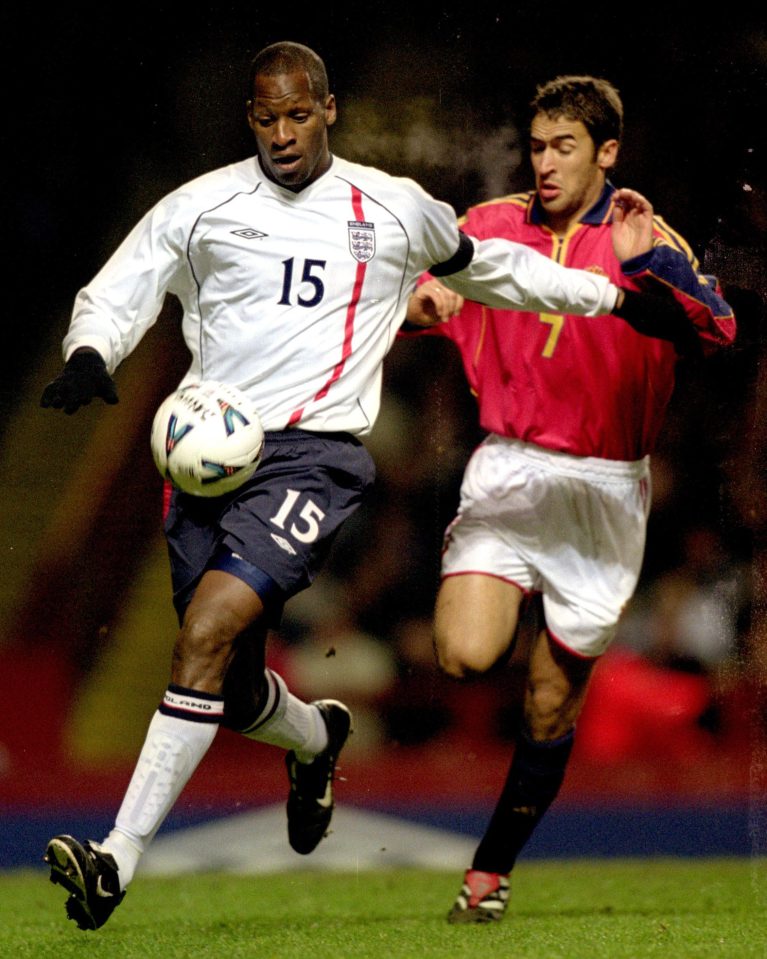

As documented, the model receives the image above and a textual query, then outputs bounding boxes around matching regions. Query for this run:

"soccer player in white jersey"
[40,43,655,930]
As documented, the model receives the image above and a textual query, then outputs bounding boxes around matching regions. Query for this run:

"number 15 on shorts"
[270,489,326,544]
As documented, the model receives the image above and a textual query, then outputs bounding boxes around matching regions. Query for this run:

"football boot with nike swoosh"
[285,699,351,854]
[44,834,125,930]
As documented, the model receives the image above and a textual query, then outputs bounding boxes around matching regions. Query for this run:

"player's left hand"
[612,188,654,263]
[406,279,464,327]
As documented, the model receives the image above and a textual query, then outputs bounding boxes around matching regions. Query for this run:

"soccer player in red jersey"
[407,75,736,923]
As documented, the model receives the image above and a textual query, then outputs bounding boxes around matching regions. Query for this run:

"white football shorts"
[441,435,651,658]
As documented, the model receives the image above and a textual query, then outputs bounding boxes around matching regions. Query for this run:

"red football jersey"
[427,186,735,461]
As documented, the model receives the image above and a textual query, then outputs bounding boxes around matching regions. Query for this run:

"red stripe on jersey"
[287,185,368,427]
[287,405,304,427]
[314,259,364,401]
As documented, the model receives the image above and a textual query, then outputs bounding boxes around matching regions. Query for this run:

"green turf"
[2,859,765,958]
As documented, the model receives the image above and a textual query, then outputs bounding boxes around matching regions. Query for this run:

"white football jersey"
[64,154,617,434]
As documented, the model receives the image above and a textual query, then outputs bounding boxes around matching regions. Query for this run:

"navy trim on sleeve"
[619,250,654,274]
[613,289,700,355]
[429,232,475,276]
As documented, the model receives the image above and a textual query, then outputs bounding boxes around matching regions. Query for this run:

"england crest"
[348,220,376,262]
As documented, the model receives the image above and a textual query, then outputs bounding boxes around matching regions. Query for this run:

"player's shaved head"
[249,42,329,102]
[531,76,623,149]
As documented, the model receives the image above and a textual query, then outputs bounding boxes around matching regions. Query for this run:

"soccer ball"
[150,381,265,497]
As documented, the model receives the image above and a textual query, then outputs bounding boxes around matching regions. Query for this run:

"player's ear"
[597,138,619,171]
[324,94,337,128]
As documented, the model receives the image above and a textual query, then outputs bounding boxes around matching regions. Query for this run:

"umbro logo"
[271,533,297,555]
[231,228,268,239]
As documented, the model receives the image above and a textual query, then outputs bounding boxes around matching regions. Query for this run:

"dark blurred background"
[1,4,766,863]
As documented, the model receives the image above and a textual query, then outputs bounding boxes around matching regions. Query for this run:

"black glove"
[613,289,701,356]
[40,349,119,414]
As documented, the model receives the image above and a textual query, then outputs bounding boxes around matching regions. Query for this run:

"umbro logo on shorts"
[271,533,297,555]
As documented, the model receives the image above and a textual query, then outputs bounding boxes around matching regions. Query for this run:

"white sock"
[239,669,328,762]
[100,688,222,889]
[99,829,142,891]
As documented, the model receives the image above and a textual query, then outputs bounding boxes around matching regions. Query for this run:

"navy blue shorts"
[163,429,376,622]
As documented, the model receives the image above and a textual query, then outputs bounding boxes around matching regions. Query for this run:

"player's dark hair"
[249,42,329,102]
[530,76,623,148]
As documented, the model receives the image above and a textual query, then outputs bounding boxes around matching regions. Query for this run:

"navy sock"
[220,632,267,731]
[472,728,575,874]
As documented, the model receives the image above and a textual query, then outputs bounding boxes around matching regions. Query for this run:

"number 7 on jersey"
[539,313,565,357]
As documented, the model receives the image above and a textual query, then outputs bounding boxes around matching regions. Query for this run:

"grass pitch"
[2,859,764,959]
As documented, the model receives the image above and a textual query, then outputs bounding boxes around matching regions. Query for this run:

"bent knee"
[434,629,500,679]
[177,607,234,653]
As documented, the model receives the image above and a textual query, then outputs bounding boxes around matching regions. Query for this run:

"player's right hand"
[40,348,119,414]
[612,188,654,262]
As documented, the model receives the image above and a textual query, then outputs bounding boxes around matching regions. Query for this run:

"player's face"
[530,114,618,234]
[248,70,336,191]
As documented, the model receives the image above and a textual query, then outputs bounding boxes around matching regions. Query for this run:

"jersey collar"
[528,181,616,227]
[253,154,337,199]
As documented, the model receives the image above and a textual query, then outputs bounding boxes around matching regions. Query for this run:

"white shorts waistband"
[483,435,650,484]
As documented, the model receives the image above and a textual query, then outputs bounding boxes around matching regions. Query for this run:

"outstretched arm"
[440,235,620,317]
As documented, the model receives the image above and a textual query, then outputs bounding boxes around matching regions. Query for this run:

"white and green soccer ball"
[151,381,264,497]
